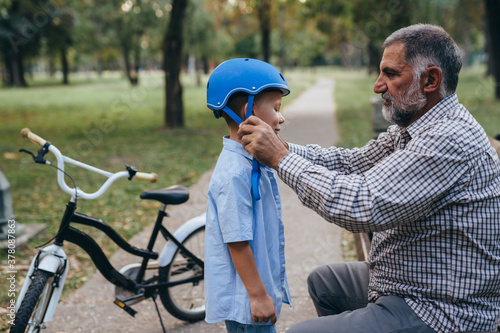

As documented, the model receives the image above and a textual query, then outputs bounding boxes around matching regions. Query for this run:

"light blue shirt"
[205,137,291,325]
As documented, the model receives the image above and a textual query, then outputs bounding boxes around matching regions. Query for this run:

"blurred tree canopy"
[1,0,499,124]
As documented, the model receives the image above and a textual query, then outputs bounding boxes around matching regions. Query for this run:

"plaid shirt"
[277,94,500,332]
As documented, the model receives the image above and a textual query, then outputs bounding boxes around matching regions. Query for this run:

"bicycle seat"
[140,185,189,205]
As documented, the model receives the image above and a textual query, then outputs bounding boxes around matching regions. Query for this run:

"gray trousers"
[286,262,436,333]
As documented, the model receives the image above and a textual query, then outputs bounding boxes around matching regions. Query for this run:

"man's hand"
[238,116,290,169]
[250,293,277,324]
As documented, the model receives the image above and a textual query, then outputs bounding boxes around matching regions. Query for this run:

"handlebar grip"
[21,128,47,147]
[135,172,158,183]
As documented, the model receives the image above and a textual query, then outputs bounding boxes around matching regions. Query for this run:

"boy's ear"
[422,66,442,94]
[242,102,250,119]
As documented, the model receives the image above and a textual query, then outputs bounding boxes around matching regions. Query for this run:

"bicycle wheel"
[11,270,55,333]
[158,226,205,322]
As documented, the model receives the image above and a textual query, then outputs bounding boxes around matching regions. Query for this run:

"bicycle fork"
[15,244,69,323]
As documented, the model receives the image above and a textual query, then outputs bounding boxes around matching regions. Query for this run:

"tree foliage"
[1,0,497,105]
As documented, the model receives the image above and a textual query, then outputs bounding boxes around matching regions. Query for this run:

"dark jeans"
[286,262,436,333]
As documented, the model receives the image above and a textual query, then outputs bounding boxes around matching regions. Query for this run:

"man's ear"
[422,66,442,93]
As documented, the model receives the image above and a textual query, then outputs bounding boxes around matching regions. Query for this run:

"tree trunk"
[462,26,471,68]
[484,0,500,99]
[367,40,381,75]
[485,13,494,77]
[6,50,26,87]
[61,47,69,85]
[258,0,271,63]
[123,45,138,85]
[278,2,285,72]
[133,45,140,85]
[163,0,188,128]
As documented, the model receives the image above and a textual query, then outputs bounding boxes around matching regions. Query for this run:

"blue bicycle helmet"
[207,58,290,124]
[206,58,290,201]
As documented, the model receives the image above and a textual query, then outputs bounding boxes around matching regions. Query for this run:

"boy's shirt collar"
[223,136,255,161]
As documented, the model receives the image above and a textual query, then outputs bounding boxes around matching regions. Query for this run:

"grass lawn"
[0,68,319,326]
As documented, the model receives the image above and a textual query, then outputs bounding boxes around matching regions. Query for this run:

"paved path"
[44,78,342,333]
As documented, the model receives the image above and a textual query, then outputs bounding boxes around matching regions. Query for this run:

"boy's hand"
[250,293,277,324]
[238,116,290,169]
[227,241,278,325]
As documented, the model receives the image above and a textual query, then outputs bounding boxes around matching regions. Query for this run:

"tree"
[0,0,42,87]
[484,0,500,99]
[351,0,413,74]
[44,3,77,85]
[257,0,272,62]
[163,0,188,128]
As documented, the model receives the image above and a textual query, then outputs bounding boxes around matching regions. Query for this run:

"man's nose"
[374,75,386,94]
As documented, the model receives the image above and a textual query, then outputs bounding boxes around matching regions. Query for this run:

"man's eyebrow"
[382,66,400,74]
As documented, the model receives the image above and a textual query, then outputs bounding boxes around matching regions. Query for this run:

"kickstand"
[152,294,167,333]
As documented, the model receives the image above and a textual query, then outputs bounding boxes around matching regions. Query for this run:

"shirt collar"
[222,136,273,172]
[406,93,458,138]
[223,136,254,161]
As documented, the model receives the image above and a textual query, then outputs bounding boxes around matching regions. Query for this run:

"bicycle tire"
[11,270,55,333]
[158,225,205,322]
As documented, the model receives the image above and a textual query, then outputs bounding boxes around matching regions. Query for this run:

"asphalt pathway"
[43,78,343,333]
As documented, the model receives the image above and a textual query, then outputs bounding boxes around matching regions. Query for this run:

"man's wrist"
[271,149,290,169]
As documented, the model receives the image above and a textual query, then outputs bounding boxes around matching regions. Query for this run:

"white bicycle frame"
[15,128,205,324]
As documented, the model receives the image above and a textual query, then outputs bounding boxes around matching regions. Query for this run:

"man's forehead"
[380,42,409,71]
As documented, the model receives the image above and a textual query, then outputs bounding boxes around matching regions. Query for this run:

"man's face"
[373,42,427,127]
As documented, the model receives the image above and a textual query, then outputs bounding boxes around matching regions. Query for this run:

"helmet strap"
[246,95,254,120]
[221,94,255,125]
[222,94,261,201]
[246,95,260,200]
[222,106,244,125]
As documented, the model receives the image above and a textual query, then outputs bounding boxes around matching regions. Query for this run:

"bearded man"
[238,24,500,332]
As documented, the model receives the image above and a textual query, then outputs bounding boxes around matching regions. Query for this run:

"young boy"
[205,58,291,333]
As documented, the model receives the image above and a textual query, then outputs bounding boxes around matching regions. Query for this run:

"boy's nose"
[278,112,285,123]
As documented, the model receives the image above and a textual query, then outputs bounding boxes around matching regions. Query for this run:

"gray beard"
[381,81,427,127]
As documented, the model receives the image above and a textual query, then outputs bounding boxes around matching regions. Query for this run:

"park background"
[1,0,500,331]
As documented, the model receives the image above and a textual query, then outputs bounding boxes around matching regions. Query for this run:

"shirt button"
[270,176,274,180]
[282,264,286,268]
[275,195,279,200]
[281,242,285,246]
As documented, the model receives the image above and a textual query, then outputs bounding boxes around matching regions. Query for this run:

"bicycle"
[12,128,206,333]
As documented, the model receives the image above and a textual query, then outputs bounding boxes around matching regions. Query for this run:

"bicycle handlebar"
[134,172,159,182]
[21,127,47,146]
[20,128,158,200]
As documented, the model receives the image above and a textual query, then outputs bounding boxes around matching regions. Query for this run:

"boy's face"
[253,90,285,136]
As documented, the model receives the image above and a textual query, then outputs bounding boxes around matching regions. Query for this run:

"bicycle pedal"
[114,299,137,317]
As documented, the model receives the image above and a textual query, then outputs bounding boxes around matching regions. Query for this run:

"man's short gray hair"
[383,24,462,98]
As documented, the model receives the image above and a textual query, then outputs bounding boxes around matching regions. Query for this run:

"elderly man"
[238,24,500,332]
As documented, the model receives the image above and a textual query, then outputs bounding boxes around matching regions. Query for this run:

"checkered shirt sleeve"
[277,94,500,332]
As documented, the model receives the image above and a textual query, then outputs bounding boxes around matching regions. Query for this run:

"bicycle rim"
[159,226,205,321]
